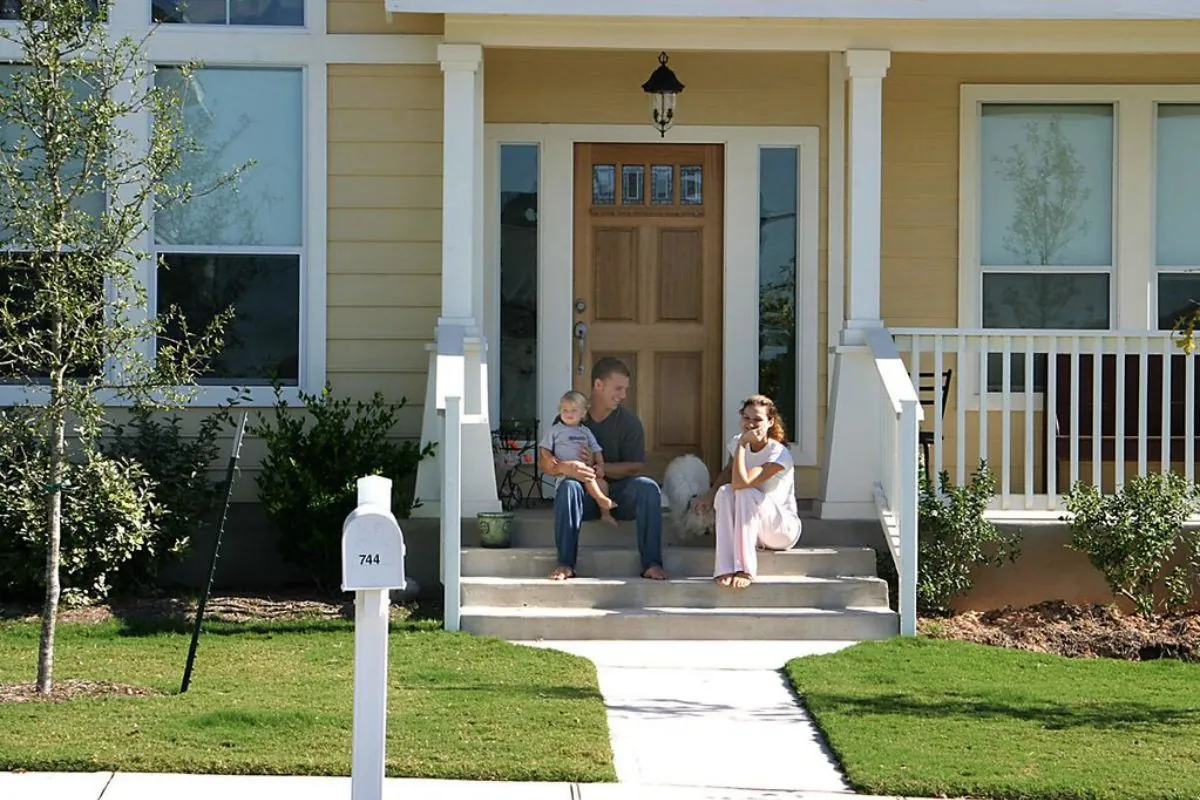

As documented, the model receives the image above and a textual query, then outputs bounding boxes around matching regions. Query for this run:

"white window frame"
[146,0,310,28]
[958,84,1200,410]
[0,0,439,407]
[484,123,822,467]
[1152,101,1200,331]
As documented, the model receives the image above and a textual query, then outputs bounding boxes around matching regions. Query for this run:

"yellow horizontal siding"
[326,0,443,35]
[327,63,443,441]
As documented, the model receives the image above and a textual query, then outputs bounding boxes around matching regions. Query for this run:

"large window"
[758,146,799,437]
[153,66,304,386]
[1155,104,1200,331]
[152,0,304,26]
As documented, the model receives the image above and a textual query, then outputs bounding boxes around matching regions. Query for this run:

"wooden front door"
[572,143,724,480]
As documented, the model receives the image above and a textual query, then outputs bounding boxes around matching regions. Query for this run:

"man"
[538,357,666,581]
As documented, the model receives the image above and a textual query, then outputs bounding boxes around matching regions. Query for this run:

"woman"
[693,395,802,589]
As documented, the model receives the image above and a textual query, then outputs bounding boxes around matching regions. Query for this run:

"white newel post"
[819,50,892,520]
[414,43,501,520]
[341,476,407,800]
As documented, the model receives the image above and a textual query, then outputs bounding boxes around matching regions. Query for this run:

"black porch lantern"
[641,51,684,138]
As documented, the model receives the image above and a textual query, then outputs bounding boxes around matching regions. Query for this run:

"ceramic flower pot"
[477,511,515,549]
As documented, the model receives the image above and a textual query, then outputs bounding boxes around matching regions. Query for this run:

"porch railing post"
[442,395,463,632]
[898,398,921,636]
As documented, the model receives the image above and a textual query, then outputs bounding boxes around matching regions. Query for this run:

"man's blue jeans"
[554,476,664,573]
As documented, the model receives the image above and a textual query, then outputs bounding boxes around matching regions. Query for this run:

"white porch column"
[414,43,501,519]
[819,50,891,521]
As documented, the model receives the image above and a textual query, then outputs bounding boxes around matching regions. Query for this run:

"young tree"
[0,0,232,694]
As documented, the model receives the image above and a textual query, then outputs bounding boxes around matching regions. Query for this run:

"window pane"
[1158,273,1200,330]
[680,165,702,205]
[157,254,300,385]
[758,147,798,437]
[0,254,102,382]
[980,104,1113,267]
[1156,105,1200,267]
[152,0,225,24]
[154,67,303,247]
[651,165,673,205]
[499,144,538,423]
[152,0,304,25]
[622,165,644,205]
[592,165,615,205]
[982,273,1109,329]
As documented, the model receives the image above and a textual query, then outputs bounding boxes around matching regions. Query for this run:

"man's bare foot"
[714,574,734,587]
[548,566,576,581]
[598,497,617,511]
[731,572,752,589]
[600,512,619,527]
[642,565,667,580]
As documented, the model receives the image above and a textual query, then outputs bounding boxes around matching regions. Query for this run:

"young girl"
[538,391,618,525]
[694,394,801,588]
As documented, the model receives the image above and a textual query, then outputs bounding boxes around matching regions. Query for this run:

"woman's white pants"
[713,484,802,578]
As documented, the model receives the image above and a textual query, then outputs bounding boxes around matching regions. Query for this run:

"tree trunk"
[37,396,66,696]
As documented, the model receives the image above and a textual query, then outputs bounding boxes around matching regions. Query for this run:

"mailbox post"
[342,475,406,800]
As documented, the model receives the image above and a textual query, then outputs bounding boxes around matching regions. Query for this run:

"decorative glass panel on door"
[622,165,645,205]
[680,165,703,205]
[651,165,674,205]
[592,165,616,205]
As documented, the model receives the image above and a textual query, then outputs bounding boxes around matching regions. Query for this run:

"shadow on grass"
[112,616,445,638]
[811,692,1200,731]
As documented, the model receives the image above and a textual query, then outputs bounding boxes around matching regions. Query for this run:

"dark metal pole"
[181,411,249,694]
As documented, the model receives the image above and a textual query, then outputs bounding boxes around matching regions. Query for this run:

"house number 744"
[358,553,381,565]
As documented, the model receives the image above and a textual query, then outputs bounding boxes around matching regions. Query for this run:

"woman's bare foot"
[600,512,619,527]
[548,566,576,581]
[642,565,667,580]
[731,572,752,589]
[714,574,734,587]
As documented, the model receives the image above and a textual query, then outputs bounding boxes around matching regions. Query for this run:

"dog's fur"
[663,453,716,540]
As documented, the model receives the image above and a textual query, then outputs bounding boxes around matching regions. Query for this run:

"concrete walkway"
[0,772,940,799]
[517,641,857,795]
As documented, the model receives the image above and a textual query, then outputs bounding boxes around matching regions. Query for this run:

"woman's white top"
[726,434,799,518]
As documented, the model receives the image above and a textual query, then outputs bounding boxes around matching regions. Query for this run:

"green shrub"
[1064,473,1200,617]
[251,384,434,589]
[917,461,1020,616]
[103,405,234,593]
[0,409,156,605]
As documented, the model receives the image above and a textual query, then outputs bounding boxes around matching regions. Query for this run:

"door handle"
[574,322,588,376]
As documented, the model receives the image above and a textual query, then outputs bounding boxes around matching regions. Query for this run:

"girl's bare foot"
[548,566,576,581]
[600,512,619,527]
[731,572,752,589]
[714,574,734,587]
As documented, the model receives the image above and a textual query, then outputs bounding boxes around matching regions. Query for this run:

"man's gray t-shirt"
[584,405,645,466]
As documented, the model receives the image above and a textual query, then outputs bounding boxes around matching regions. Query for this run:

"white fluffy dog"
[663,453,716,540]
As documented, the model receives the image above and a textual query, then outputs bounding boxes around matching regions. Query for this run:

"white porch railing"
[866,328,922,637]
[892,328,1198,512]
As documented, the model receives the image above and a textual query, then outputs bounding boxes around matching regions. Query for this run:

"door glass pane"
[680,165,703,205]
[1158,272,1200,330]
[622,165,644,205]
[758,147,799,437]
[592,165,615,205]
[1156,105,1200,267]
[650,165,674,205]
[500,145,539,424]
[980,104,1114,267]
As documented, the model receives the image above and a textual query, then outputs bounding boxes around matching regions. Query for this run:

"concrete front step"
[462,509,886,550]
[460,605,900,640]
[460,575,888,610]
[462,545,878,579]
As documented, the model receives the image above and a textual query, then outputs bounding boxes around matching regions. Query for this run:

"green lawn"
[787,637,1200,800]
[0,617,614,781]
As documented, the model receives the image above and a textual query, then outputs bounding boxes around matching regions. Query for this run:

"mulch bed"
[0,679,161,704]
[921,600,1200,662]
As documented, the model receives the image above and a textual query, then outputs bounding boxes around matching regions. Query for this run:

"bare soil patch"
[0,679,161,704]
[921,600,1200,661]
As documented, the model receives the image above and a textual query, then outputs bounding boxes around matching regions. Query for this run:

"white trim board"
[388,0,1200,21]
[484,123,822,468]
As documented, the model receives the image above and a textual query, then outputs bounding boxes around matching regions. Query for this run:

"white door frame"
[484,123,821,467]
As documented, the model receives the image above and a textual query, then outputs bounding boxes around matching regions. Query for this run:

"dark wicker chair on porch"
[917,369,953,478]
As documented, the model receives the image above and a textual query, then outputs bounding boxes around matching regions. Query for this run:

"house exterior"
[6,0,1200,614]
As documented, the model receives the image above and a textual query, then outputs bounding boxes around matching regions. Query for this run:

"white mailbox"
[341,501,406,592]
